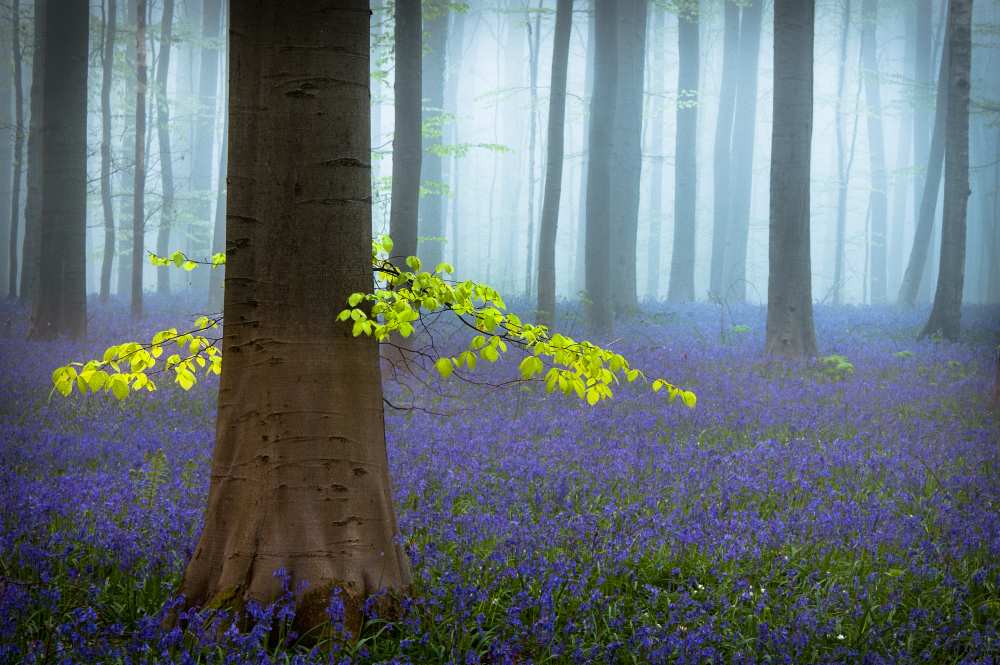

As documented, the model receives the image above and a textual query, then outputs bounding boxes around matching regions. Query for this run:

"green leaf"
[348,293,365,307]
[434,357,454,379]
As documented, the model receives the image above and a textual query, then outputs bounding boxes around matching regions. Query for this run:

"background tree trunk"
[445,7,465,274]
[131,0,147,319]
[536,0,572,325]
[584,0,617,335]
[573,4,595,296]
[764,0,817,358]
[920,0,972,340]
[861,0,887,303]
[192,0,221,296]
[644,5,665,301]
[889,2,915,296]
[179,0,411,630]
[18,0,44,307]
[524,1,541,299]
[117,0,138,300]
[667,1,699,303]
[30,0,88,340]
[6,0,24,299]
[208,13,229,314]
[389,0,421,266]
[99,0,117,302]
[419,2,447,268]
[155,0,175,295]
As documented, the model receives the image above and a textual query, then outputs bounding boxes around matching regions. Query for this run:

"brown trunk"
[920,0,972,341]
[764,0,817,357]
[178,0,410,629]
[536,0,573,325]
[99,0,117,302]
[131,0,147,319]
[154,0,174,295]
[389,0,421,266]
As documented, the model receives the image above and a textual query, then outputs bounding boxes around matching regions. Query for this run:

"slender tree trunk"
[832,0,853,305]
[30,0,88,340]
[419,3,446,268]
[574,3,594,296]
[725,0,763,303]
[0,10,11,299]
[644,5,665,301]
[708,0,739,300]
[192,0,220,296]
[445,7,465,274]
[765,0,817,358]
[208,5,228,313]
[610,0,647,315]
[536,0,573,324]
[584,0,617,335]
[155,0,174,295]
[99,0,117,302]
[117,0,138,300]
[889,3,915,296]
[920,0,972,340]
[667,1,699,303]
[525,1,542,299]
[389,0,421,266]
[6,0,24,299]
[861,0,887,303]
[131,0,147,318]
[18,0,44,306]
[178,0,410,630]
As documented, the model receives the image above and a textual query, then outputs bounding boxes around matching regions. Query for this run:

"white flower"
[836,634,846,641]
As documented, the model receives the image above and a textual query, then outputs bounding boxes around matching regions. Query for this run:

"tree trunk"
[610,0,647,315]
[155,0,174,295]
[99,0,117,302]
[889,3,915,296]
[920,0,971,341]
[30,0,88,340]
[724,0,763,303]
[18,0,44,307]
[117,0,138,300]
[389,0,421,267]
[708,0,739,301]
[6,0,24,299]
[192,0,221,296]
[536,0,573,325]
[131,0,147,319]
[208,12,228,314]
[667,1,698,303]
[178,0,410,629]
[584,0,617,335]
[524,2,541,298]
[861,0,887,303]
[765,0,817,358]
[574,3,594,296]
[419,3,446,269]
[445,7,465,274]
[644,5,665,301]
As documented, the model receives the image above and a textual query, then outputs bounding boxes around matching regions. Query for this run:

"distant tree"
[30,0,88,340]
[888,1,915,295]
[584,0,617,334]
[117,0,139,300]
[667,0,699,303]
[525,0,542,299]
[444,7,466,274]
[764,0,817,357]
[644,5,666,301]
[99,0,117,302]
[861,0,887,303]
[18,0,43,307]
[192,0,221,297]
[536,0,573,325]
[573,4,595,295]
[154,0,176,296]
[420,0,448,269]
[6,0,24,300]
[208,59,228,313]
[389,0,422,267]
[131,0,148,319]
[831,0,853,305]
[920,0,972,340]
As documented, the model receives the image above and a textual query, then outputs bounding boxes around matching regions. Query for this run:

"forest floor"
[1,298,999,664]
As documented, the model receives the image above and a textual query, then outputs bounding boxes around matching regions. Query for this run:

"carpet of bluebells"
[1,297,999,664]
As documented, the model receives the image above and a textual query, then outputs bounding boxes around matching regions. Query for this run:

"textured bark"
[610,0,647,315]
[644,6,665,301]
[18,0,43,306]
[419,3,446,268]
[6,0,24,299]
[131,0,147,319]
[179,0,410,627]
[155,0,175,295]
[30,0,87,340]
[920,0,971,341]
[584,0,617,335]
[861,0,887,303]
[667,1,699,303]
[724,0,763,303]
[389,0,421,266]
[708,0,739,300]
[765,0,816,358]
[192,0,221,295]
[99,0,117,302]
[536,0,573,325]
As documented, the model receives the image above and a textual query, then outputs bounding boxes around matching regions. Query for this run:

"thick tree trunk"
[724,0,763,303]
[6,0,24,299]
[920,0,972,341]
[644,6,665,301]
[389,0,421,266]
[667,2,698,303]
[419,4,446,269]
[18,0,44,307]
[30,0,87,340]
[179,0,410,629]
[155,0,175,295]
[536,0,573,325]
[192,0,221,296]
[131,0,147,319]
[584,0,617,335]
[99,0,117,302]
[861,0,887,303]
[765,0,817,358]
[610,0,647,315]
[708,0,739,301]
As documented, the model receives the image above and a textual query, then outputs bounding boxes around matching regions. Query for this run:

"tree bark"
[861,0,887,303]
[420,2,447,269]
[536,0,573,325]
[6,0,24,299]
[30,0,87,340]
[389,0,421,267]
[131,0,147,319]
[920,0,971,340]
[584,0,617,335]
[724,0,763,303]
[644,5,665,301]
[208,9,228,314]
[667,1,699,303]
[155,0,175,295]
[610,0,647,315]
[708,0,739,301]
[765,0,817,358]
[99,0,117,302]
[179,0,410,629]
[18,0,43,307]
